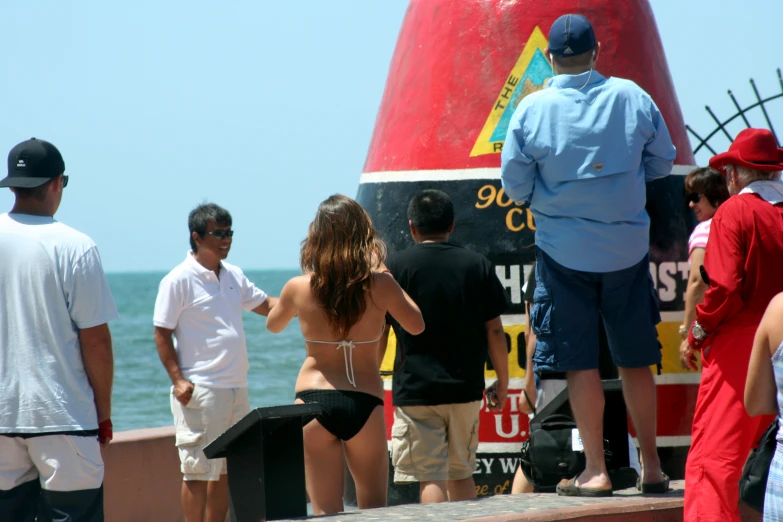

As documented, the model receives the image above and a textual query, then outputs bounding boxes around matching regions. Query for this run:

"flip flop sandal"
[636,473,671,494]
[556,477,613,497]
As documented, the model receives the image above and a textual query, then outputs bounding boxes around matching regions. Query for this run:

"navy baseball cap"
[0,138,65,188]
[548,14,596,57]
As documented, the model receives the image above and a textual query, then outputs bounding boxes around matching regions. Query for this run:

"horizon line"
[105,267,301,275]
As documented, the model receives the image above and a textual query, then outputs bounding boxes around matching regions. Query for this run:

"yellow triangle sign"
[470,26,553,157]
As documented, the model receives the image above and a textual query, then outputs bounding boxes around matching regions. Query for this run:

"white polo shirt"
[153,253,268,388]
[0,213,119,434]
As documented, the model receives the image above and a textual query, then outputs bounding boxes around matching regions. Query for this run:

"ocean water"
[107,270,304,432]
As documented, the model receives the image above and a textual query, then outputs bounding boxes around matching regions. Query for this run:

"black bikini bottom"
[295,389,384,441]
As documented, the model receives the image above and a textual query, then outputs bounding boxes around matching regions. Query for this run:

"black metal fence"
[686,68,782,156]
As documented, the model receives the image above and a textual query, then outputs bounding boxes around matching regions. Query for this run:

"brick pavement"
[278,480,684,522]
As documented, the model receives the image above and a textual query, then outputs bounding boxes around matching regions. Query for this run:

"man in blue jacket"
[501,13,676,497]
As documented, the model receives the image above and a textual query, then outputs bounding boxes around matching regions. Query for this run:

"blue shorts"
[530,248,661,372]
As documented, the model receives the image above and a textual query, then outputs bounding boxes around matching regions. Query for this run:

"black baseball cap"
[0,138,66,188]
[548,14,596,57]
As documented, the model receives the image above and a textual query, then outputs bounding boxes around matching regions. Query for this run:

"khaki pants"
[391,401,481,483]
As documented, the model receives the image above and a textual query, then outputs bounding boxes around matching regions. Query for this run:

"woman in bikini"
[267,194,425,515]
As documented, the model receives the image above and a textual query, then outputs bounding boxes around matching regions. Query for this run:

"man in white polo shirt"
[0,138,118,522]
[153,203,277,522]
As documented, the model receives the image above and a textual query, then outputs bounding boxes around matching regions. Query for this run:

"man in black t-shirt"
[385,189,509,504]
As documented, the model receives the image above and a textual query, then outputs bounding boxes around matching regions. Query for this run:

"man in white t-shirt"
[153,203,277,522]
[0,138,119,522]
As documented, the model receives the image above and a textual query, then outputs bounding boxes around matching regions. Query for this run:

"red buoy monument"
[357,0,697,501]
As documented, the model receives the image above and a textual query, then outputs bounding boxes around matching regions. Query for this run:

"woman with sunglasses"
[267,194,424,515]
[679,167,730,370]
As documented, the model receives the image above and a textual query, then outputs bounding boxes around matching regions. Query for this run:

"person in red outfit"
[683,128,783,521]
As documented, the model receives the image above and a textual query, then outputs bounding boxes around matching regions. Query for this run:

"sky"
[1,0,781,272]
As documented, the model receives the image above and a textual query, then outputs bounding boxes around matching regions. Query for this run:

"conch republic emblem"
[357,0,697,501]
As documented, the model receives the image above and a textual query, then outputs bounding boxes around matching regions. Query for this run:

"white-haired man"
[685,128,783,521]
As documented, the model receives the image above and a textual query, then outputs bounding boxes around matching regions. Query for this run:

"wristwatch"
[678,325,688,340]
[691,321,707,340]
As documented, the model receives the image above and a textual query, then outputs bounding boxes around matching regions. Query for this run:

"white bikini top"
[305,325,386,388]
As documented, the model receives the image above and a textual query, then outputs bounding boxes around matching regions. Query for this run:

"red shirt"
[690,193,783,348]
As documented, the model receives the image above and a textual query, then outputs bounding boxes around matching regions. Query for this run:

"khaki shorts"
[391,401,481,483]
[170,385,250,481]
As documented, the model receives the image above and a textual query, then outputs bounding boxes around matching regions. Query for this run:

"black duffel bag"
[520,414,585,492]
[740,416,779,512]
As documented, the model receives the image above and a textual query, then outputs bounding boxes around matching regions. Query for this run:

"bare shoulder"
[762,293,783,354]
[766,293,783,318]
[369,271,397,306]
[290,274,311,285]
[282,274,311,294]
[371,271,396,291]
[761,293,783,336]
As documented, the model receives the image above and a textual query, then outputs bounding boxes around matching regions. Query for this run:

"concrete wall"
[103,426,184,522]
[97,429,759,522]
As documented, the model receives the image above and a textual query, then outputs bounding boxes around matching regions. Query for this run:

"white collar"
[185,251,223,277]
[739,179,783,205]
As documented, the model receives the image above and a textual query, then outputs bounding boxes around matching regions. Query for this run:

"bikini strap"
[304,326,387,388]
[336,340,356,388]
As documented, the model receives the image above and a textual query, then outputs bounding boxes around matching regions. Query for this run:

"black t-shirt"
[386,242,509,406]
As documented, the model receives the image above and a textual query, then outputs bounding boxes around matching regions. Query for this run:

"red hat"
[709,128,783,173]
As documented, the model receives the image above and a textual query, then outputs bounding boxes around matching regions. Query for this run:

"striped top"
[688,219,711,256]
[775,340,783,443]
[765,340,783,522]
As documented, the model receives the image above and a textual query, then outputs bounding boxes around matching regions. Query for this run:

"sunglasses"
[686,193,702,205]
[61,175,69,188]
[207,229,234,240]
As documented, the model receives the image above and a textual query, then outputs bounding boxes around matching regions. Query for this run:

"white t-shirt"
[153,253,268,388]
[0,213,119,434]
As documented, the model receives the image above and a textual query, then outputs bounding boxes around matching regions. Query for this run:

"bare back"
[287,273,391,398]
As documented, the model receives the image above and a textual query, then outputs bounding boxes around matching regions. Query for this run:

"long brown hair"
[300,194,387,338]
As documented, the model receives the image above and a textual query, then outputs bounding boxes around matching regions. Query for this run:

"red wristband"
[98,419,113,445]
